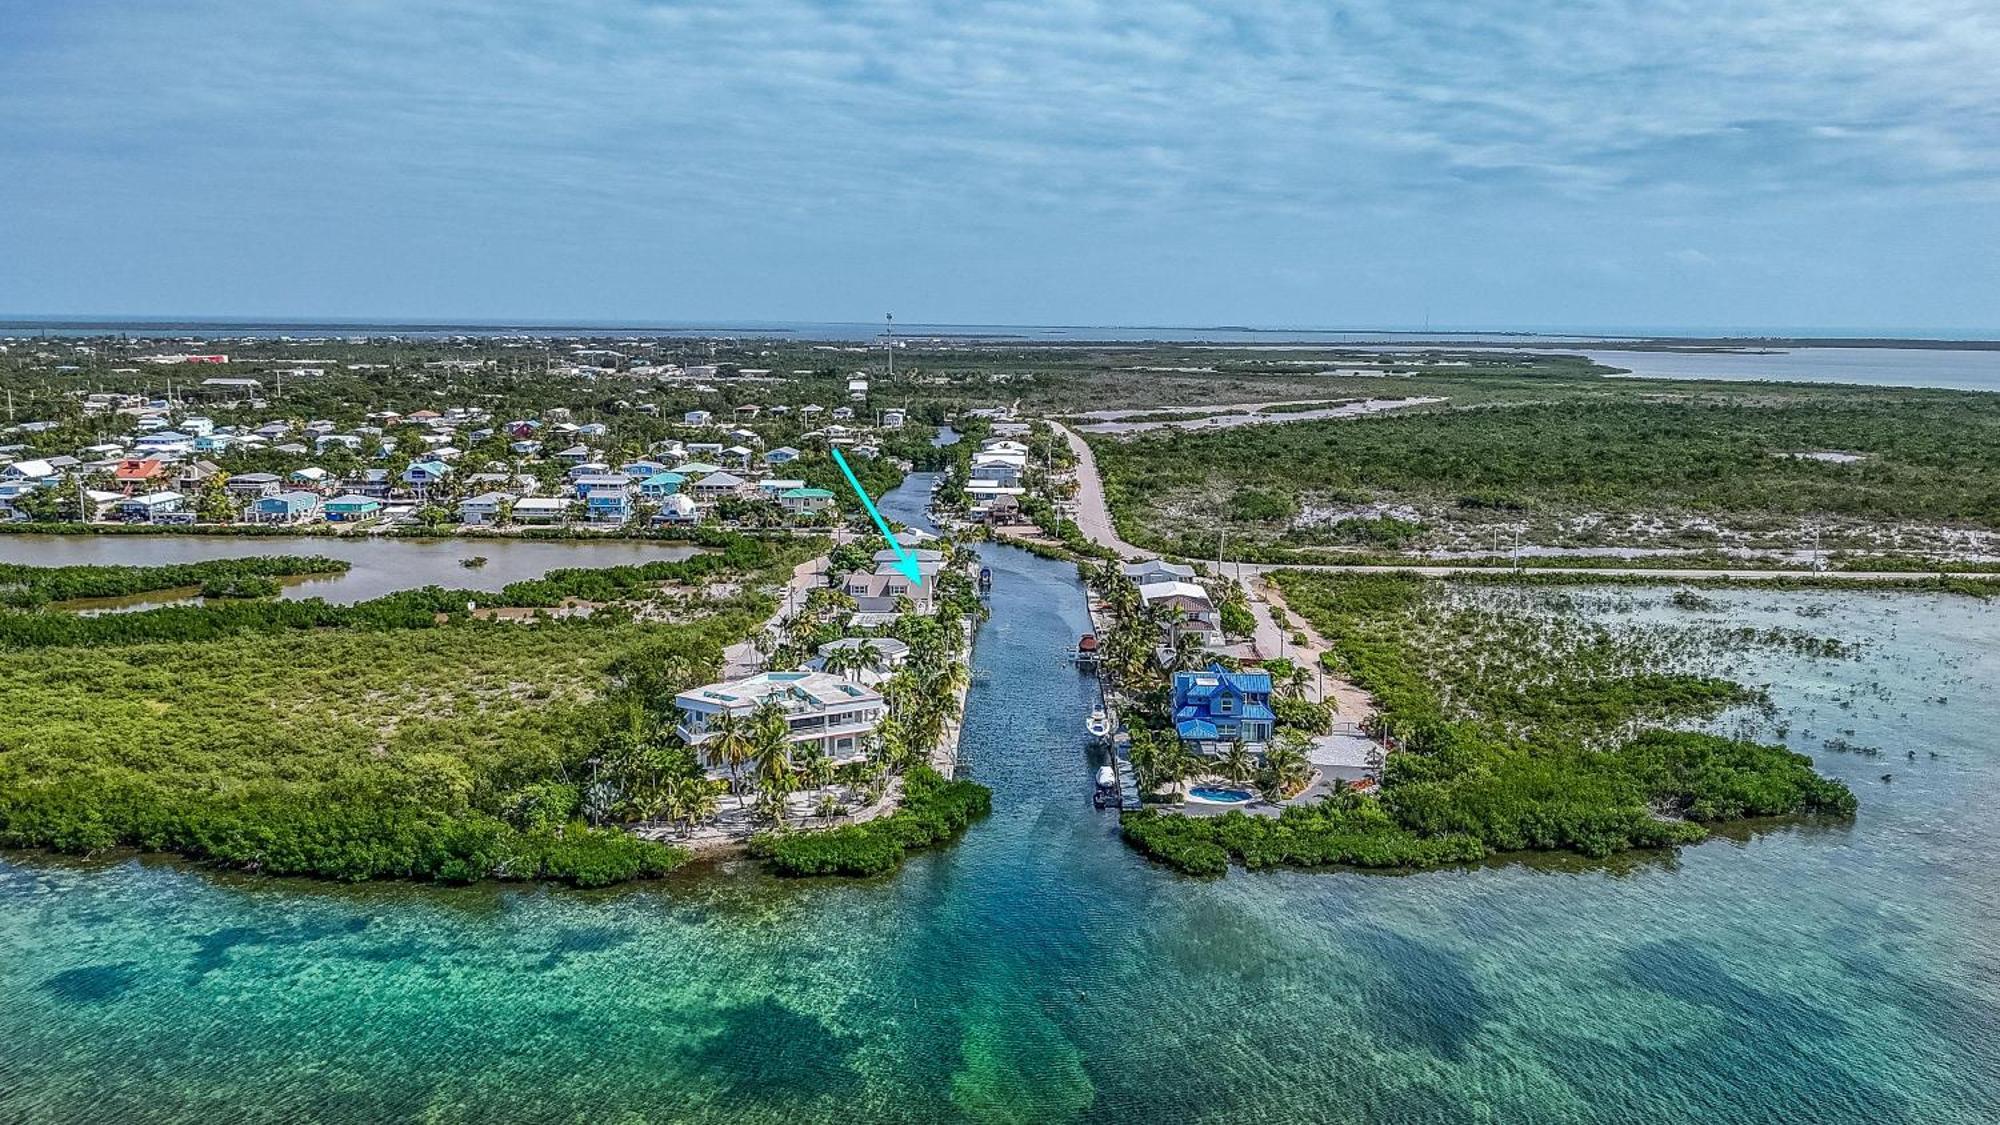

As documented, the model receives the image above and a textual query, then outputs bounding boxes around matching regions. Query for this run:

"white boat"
[1092,764,1119,808]
[1085,707,1111,739]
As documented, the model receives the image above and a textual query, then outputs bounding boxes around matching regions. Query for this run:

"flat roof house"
[674,670,885,769]
[119,491,185,521]
[323,494,384,522]
[459,492,514,525]
[252,490,322,523]
[512,497,569,524]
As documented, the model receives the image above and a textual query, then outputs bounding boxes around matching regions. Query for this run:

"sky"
[2,0,1998,333]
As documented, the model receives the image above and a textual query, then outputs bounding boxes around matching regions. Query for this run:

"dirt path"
[1050,418,1983,584]
[1250,569,1376,724]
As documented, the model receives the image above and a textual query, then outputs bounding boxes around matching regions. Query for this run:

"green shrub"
[754,766,991,876]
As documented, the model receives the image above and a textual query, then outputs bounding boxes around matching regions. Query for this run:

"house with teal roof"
[638,471,687,499]
[324,494,384,522]
[780,486,835,516]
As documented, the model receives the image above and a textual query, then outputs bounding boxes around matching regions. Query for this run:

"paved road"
[1049,420,1146,560]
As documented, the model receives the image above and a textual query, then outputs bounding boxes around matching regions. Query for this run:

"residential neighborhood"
[0,372,928,534]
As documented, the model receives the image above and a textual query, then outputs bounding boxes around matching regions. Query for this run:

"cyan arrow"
[829,447,924,587]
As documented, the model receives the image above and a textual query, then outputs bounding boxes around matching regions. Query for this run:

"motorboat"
[978,566,992,594]
[1092,764,1119,809]
[1085,707,1111,739]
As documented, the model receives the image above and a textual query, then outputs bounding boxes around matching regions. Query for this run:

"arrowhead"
[893,551,925,588]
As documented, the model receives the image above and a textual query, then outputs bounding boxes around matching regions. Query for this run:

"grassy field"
[1088,384,2000,560]
[0,557,784,886]
[1121,572,1857,875]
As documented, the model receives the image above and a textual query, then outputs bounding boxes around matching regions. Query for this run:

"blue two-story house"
[1171,665,1276,753]
[402,460,451,497]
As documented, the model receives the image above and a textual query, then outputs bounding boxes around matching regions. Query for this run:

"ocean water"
[2,542,1997,1122]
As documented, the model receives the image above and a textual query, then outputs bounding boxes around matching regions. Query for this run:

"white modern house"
[512,497,569,524]
[674,671,886,768]
[459,492,514,525]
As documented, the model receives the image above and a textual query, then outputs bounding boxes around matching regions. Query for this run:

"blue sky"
[2,0,1997,331]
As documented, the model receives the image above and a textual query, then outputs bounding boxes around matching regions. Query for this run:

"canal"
[0,472,1996,1121]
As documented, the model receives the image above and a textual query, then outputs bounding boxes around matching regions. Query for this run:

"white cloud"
[1,1,1995,324]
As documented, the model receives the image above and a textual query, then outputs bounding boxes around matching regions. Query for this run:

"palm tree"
[677,778,722,834]
[1153,740,1193,799]
[923,660,970,702]
[868,717,910,771]
[1264,739,1310,801]
[821,643,860,681]
[1255,765,1287,804]
[1171,629,1206,673]
[781,612,818,648]
[880,670,920,723]
[1220,740,1253,785]
[851,639,883,678]
[1284,664,1312,703]
[815,792,843,826]
[749,705,795,823]
[704,712,755,808]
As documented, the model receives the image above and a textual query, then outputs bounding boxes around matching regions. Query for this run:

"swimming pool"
[1188,786,1254,804]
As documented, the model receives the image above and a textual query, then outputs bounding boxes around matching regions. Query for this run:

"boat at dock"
[1092,764,1119,809]
[978,566,992,594]
[1085,707,1111,739]
[1073,632,1100,664]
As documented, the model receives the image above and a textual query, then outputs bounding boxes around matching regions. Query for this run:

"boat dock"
[1112,727,1141,810]
[1080,595,1143,810]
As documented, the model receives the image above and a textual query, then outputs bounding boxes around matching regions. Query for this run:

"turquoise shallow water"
[3,537,1999,1122]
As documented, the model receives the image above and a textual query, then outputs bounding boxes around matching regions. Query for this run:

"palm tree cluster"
[1085,561,1325,805]
[665,533,984,834]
